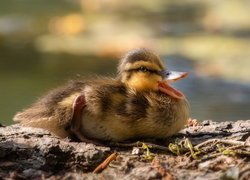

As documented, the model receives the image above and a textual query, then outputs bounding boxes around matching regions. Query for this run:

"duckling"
[14,49,189,144]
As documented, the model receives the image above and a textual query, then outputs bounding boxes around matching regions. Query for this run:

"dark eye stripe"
[148,69,161,75]
[125,67,161,75]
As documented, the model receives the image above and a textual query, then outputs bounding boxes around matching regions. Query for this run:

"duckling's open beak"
[158,71,188,99]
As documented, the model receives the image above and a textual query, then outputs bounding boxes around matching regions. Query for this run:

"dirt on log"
[0,120,249,180]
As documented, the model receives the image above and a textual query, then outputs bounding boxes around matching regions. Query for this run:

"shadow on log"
[0,120,249,179]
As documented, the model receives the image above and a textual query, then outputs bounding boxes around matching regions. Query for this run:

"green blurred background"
[0,0,250,125]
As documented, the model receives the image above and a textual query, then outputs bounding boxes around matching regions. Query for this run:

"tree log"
[0,120,249,179]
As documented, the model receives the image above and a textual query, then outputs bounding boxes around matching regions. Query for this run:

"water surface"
[1,46,250,125]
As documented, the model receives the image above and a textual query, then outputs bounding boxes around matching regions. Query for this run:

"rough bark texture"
[0,120,249,180]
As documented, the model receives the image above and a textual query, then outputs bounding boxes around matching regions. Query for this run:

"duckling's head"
[118,49,188,99]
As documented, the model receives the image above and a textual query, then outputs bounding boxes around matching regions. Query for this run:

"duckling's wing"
[13,80,85,137]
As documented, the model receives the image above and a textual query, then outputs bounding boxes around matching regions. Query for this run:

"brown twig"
[195,139,245,149]
[93,152,118,173]
[227,145,245,150]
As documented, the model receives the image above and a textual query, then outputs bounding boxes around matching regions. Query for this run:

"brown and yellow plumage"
[14,49,189,143]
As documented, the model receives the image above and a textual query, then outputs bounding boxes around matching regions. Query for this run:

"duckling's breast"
[80,84,189,142]
[134,92,189,138]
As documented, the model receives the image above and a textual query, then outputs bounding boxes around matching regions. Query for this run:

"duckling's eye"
[138,66,148,72]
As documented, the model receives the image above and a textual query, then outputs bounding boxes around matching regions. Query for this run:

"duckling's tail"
[13,79,86,138]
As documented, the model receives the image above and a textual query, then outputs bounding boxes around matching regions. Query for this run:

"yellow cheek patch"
[126,73,162,91]
[124,61,162,72]
[58,93,80,107]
